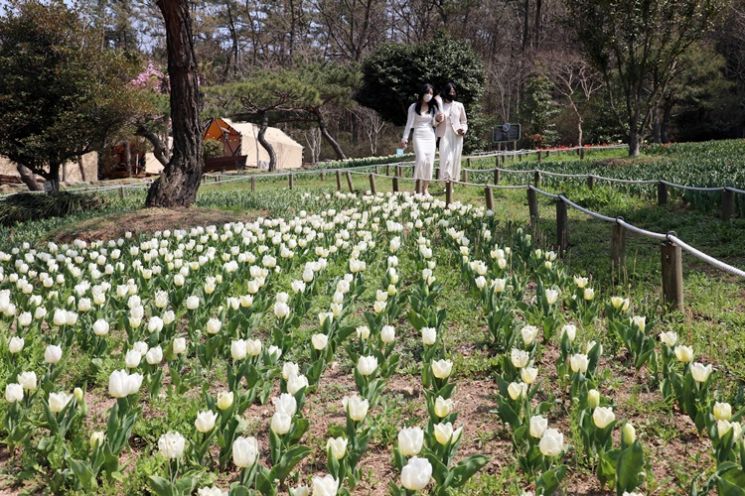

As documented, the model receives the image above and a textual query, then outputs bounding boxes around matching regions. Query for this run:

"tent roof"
[223,118,303,150]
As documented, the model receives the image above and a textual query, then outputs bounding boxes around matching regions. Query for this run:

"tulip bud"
[421,327,436,346]
[434,396,453,418]
[311,333,329,350]
[622,422,636,445]
[270,411,292,435]
[713,402,733,421]
[587,389,600,409]
[232,436,259,468]
[529,415,548,439]
[380,325,396,344]
[326,436,348,460]
[217,391,234,410]
[90,430,105,448]
[342,394,369,422]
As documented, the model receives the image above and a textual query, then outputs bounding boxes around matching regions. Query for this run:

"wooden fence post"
[396,165,402,177]
[657,181,668,206]
[580,147,585,159]
[345,171,354,192]
[485,186,494,211]
[661,240,684,311]
[537,151,542,163]
[392,176,399,192]
[415,179,421,194]
[446,181,453,206]
[386,165,390,176]
[494,168,500,185]
[527,187,539,227]
[556,198,569,253]
[119,186,124,200]
[466,157,471,169]
[586,175,595,189]
[288,174,294,190]
[462,169,469,183]
[250,176,256,192]
[721,187,735,220]
[369,174,377,194]
[335,170,341,191]
[610,222,626,275]
[320,171,326,182]
[533,170,541,187]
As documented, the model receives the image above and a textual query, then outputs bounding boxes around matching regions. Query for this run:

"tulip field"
[0,184,744,496]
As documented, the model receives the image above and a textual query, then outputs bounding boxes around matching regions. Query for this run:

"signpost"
[492,123,521,155]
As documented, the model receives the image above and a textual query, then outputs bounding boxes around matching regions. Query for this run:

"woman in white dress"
[435,82,468,184]
[401,83,440,195]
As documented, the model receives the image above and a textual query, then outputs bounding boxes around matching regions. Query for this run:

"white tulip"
[44,344,63,364]
[17,371,37,391]
[272,393,297,416]
[714,402,733,421]
[690,362,713,383]
[5,383,23,403]
[287,374,309,395]
[195,410,218,433]
[510,348,530,369]
[539,428,565,457]
[433,422,455,445]
[145,346,163,365]
[421,327,437,345]
[631,315,646,331]
[273,301,290,319]
[342,395,369,422]
[282,362,300,380]
[311,474,338,496]
[431,359,453,379]
[326,436,348,460]
[173,337,187,354]
[158,431,186,459]
[569,353,589,374]
[674,345,694,363]
[520,367,538,385]
[380,325,396,344]
[356,325,370,340]
[529,415,548,439]
[398,426,424,456]
[434,396,453,418]
[311,333,329,350]
[125,349,142,369]
[400,457,432,491]
[659,331,678,347]
[270,411,292,435]
[507,382,528,400]
[592,407,616,429]
[229,339,247,361]
[357,356,378,376]
[560,324,576,342]
[232,436,259,468]
[93,319,109,336]
[246,339,262,356]
[217,391,234,410]
[520,325,539,346]
[48,392,73,413]
[8,336,24,353]
[206,318,222,335]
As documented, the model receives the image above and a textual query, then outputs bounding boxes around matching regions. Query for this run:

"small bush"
[0,192,102,226]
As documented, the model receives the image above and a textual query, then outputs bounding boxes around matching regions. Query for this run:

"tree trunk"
[146,0,203,208]
[16,165,42,191]
[257,115,277,171]
[661,103,672,143]
[317,110,346,160]
[628,129,641,157]
[45,162,61,193]
[136,125,170,166]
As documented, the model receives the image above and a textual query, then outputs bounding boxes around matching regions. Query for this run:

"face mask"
[423,94,432,103]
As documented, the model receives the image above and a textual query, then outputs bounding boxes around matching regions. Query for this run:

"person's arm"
[401,104,414,146]
[458,103,468,134]
[434,96,445,127]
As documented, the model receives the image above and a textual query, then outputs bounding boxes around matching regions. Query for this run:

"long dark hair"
[441,81,457,102]
[414,83,438,115]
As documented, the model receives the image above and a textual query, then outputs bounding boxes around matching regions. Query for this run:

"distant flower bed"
[311,154,415,170]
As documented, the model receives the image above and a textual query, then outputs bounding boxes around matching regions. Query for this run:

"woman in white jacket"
[401,83,441,195]
[435,81,468,184]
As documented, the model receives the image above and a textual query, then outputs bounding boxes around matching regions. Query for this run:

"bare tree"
[303,127,322,165]
[543,51,603,146]
[352,107,388,155]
